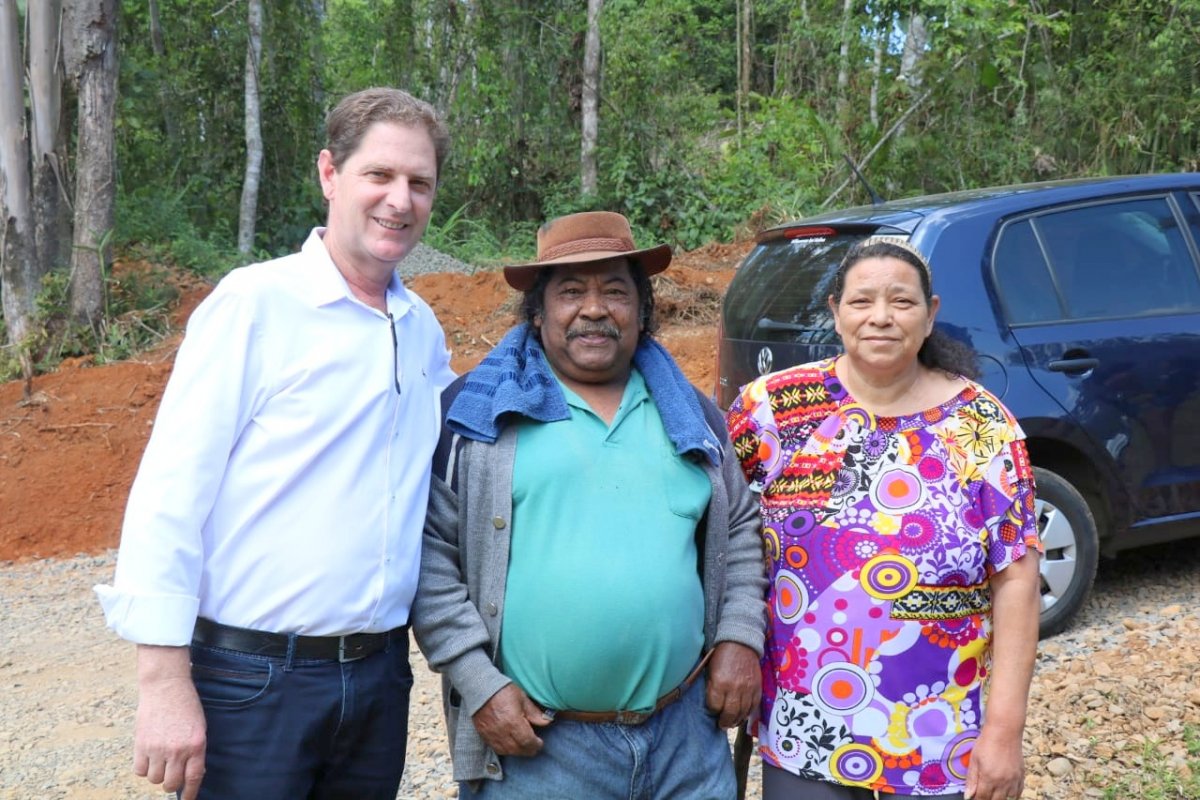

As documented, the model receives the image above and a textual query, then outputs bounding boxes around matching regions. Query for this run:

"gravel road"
[3,537,1199,799]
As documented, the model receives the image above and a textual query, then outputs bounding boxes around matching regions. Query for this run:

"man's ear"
[317,149,337,201]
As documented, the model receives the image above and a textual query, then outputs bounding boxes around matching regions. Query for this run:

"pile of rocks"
[397,243,474,279]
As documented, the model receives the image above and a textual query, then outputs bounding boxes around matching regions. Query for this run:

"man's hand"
[472,683,552,757]
[704,641,761,729]
[134,645,206,800]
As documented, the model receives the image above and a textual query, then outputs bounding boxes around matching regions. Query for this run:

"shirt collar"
[300,228,416,319]
[559,368,648,421]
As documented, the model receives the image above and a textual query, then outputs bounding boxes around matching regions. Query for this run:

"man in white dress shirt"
[95,87,456,800]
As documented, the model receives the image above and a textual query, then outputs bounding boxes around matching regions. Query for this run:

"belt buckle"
[613,710,650,725]
[338,636,367,663]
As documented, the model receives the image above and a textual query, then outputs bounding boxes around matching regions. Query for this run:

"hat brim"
[503,243,673,292]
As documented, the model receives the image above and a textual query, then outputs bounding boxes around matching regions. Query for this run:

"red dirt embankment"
[0,243,747,562]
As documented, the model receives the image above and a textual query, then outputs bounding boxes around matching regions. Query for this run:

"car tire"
[1032,466,1100,638]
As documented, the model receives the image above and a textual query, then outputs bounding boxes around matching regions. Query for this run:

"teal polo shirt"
[498,369,712,713]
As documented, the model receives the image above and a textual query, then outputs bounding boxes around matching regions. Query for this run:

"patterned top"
[727,358,1040,796]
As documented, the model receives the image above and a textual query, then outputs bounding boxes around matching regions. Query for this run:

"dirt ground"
[0,242,748,563]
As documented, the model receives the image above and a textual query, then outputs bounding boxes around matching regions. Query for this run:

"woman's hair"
[832,237,980,379]
[520,259,659,341]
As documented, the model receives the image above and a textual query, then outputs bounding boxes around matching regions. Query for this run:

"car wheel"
[1032,466,1100,638]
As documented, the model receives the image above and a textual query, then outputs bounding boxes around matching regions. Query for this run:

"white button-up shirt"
[95,229,455,645]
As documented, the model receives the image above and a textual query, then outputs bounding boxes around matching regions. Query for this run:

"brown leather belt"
[192,618,406,663]
[549,649,714,725]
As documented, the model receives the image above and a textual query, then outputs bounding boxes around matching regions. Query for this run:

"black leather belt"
[192,618,406,663]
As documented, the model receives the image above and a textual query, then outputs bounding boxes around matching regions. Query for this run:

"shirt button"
[492,516,506,529]
[486,603,498,616]
[486,762,501,776]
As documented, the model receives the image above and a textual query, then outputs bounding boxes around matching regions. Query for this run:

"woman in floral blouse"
[727,237,1041,800]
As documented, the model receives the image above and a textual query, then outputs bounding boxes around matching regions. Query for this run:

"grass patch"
[1099,727,1200,799]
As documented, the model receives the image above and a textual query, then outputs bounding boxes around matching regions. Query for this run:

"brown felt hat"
[503,211,673,291]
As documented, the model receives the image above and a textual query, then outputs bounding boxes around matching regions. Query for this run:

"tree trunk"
[896,11,927,137]
[436,0,476,114]
[580,0,602,197]
[899,12,928,91]
[835,0,853,127]
[734,0,754,134]
[64,0,119,329]
[29,0,69,278]
[735,0,743,136]
[0,0,39,363]
[870,26,884,127]
[238,0,263,256]
[740,0,752,103]
[147,0,178,144]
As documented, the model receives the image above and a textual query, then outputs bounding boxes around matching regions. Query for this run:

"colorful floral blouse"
[727,358,1040,796]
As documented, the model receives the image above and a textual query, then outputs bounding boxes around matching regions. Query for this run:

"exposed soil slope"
[0,243,746,562]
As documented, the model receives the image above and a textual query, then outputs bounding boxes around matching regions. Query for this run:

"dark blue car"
[717,174,1200,636]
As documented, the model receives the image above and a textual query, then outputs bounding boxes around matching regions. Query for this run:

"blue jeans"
[461,675,735,800]
[188,630,412,799]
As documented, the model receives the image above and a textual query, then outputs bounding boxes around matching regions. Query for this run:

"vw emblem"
[756,346,774,376]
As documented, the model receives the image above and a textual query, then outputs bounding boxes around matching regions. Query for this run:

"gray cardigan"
[411,378,767,783]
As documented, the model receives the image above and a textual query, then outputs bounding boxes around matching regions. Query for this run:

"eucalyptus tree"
[238,0,264,255]
[581,0,603,197]
[0,0,70,372]
[0,0,119,379]
[64,0,120,328]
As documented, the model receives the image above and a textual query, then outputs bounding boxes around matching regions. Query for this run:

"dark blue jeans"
[188,630,412,799]
[461,676,735,800]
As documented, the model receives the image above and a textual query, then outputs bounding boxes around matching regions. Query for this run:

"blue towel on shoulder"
[446,324,569,442]
[446,323,723,466]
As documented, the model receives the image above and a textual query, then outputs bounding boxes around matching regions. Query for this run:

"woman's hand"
[964,723,1025,800]
[966,550,1041,799]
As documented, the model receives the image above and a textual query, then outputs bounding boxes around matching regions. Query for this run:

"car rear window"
[723,231,873,343]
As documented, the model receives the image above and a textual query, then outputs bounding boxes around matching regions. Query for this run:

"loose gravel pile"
[2,537,1198,799]
[397,243,475,279]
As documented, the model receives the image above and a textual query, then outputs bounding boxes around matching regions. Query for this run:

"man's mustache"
[566,324,620,340]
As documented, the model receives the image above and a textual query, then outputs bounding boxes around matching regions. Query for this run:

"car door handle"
[1048,357,1099,374]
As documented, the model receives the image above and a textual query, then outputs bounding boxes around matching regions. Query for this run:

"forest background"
[1,0,1199,381]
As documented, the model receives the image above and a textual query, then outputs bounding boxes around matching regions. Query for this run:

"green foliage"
[705,95,833,226]
[117,182,243,277]
[92,264,180,365]
[1,260,182,381]
[423,204,506,267]
[118,0,323,258]
[9,0,1190,365]
[105,0,1200,286]
[1099,731,1200,800]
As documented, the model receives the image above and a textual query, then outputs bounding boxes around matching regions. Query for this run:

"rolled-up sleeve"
[95,282,266,645]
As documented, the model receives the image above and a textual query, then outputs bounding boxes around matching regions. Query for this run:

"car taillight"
[783,226,837,240]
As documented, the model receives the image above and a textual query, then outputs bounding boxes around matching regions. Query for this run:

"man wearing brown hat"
[411,211,767,798]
